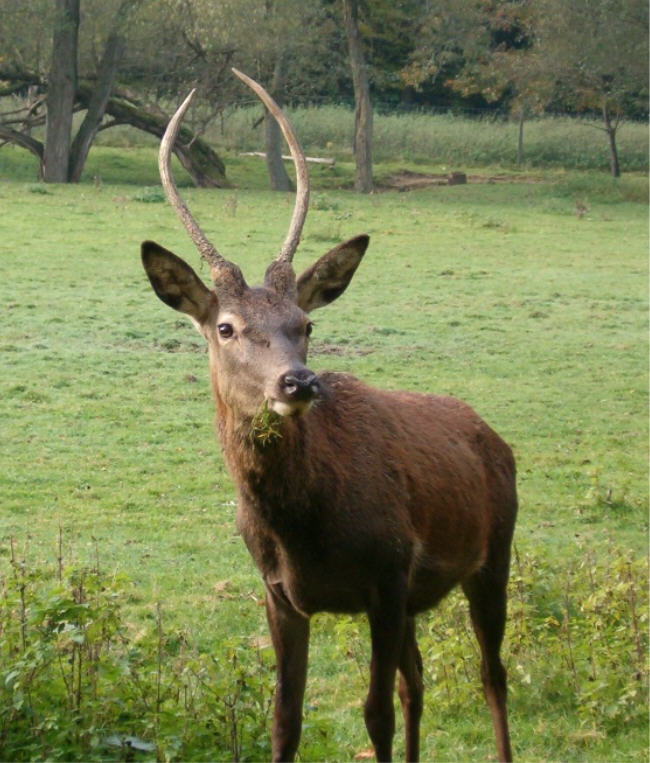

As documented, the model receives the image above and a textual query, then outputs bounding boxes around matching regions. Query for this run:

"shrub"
[0,537,274,762]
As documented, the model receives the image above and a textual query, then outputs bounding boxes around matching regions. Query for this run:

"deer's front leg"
[364,576,409,762]
[265,585,310,763]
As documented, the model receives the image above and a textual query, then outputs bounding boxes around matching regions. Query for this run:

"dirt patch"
[379,169,544,192]
[154,338,205,354]
[311,342,374,357]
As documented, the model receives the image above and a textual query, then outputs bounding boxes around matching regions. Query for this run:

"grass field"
[0,148,648,761]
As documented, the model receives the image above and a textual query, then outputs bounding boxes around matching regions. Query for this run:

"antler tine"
[159,91,228,271]
[232,68,309,264]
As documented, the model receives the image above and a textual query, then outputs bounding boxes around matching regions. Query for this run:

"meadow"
[0,134,648,761]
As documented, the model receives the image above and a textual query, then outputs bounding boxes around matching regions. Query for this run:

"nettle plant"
[0,536,276,761]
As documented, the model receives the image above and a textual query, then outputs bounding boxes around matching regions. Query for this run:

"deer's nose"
[280,370,320,402]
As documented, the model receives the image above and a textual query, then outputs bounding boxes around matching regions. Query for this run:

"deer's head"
[142,70,369,421]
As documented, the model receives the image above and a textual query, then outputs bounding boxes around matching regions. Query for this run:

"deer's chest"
[235,496,380,616]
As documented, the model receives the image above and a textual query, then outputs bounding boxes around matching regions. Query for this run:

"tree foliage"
[532,0,649,176]
[401,0,490,94]
[0,0,647,183]
[402,0,648,175]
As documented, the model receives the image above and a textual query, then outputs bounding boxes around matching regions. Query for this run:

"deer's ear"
[141,241,215,324]
[296,234,369,312]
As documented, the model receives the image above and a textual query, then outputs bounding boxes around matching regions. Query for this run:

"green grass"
[0,154,647,760]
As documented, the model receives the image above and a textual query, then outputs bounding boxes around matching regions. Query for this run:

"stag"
[141,69,517,763]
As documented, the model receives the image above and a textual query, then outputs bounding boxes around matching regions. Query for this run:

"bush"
[327,542,648,750]
[0,537,274,761]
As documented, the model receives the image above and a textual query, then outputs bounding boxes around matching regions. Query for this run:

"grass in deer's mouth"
[250,401,284,446]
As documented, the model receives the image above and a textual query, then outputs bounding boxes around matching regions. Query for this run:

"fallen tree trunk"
[0,69,230,187]
[242,151,335,166]
[77,84,230,187]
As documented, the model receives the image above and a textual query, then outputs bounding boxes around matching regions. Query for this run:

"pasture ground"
[0,149,648,761]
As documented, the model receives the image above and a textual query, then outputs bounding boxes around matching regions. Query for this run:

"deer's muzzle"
[268,369,320,416]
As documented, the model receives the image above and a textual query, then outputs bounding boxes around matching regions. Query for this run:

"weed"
[0,536,275,762]
[302,542,649,761]
[223,194,238,217]
[214,106,648,172]
[130,186,166,203]
[311,195,340,211]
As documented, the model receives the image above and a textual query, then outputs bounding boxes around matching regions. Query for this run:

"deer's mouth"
[267,397,315,417]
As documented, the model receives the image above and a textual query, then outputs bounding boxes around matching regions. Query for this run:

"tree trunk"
[342,0,373,193]
[264,55,294,192]
[43,0,79,182]
[602,102,621,178]
[68,29,125,182]
[516,109,525,166]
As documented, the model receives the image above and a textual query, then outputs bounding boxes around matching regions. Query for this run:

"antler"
[232,67,310,264]
[159,90,243,285]
[160,71,308,292]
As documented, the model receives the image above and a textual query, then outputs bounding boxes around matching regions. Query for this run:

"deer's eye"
[305,322,314,338]
[218,323,234,339]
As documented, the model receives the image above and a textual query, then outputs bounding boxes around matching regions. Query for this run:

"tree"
[68,24,125,181]
[248,0,304,191]
[226,0,335,191]
[42,0,137,182]
[43,0,80,181]
[533,0,649,176]
[401,0,489,94]
[1,0,133,183]
[355,0,423,106]
[264,54,294,191]
[342,0,373,193]
[0,0,231,185]
[139,0,333,191]
[446,2,554,165]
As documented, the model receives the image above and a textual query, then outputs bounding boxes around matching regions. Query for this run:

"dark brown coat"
[142,69,517,763]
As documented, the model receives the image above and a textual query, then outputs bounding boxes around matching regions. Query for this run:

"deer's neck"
[212,372,354,528]
[214,392,311,505]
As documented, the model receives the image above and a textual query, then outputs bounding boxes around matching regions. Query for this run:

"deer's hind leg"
[364,575,409,762]
[462,559,513,763]
[397,616,424,762]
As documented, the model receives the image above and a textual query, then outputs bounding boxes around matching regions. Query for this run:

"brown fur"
[221,372,516,619]
[142,236,517,763]
[145,73,517,761]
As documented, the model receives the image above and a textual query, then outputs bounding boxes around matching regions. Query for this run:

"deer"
[140,68,517,763]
